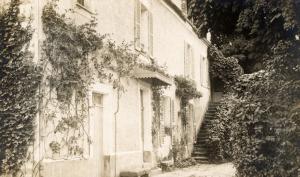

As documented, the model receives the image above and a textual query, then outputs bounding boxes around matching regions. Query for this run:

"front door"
[140,90,145,162]
[92,93,104,177]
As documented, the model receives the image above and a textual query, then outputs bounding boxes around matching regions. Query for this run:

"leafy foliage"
[189,0,300,176]
[41,2,140,159]
[208,45,243,86]
[189,0,300,73]
[174,76,201,125]
[174,76,202,105]
[0,0,41,175]
[150,64,170,158]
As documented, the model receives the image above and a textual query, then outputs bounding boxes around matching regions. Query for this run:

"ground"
[153,163,235,177]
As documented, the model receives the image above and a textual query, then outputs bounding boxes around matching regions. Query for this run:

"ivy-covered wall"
[0,0,210,176]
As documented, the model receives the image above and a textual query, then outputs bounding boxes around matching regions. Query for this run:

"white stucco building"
[3,0,211,176]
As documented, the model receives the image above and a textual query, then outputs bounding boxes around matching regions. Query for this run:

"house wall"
[10,0,210,176]
[151,0,210,159]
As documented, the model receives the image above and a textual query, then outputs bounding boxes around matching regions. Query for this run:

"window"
[134,0,153,56]
[200,55,209,87]
[77,0,85,6]
[184,42,195,79]
[159,97,173,145]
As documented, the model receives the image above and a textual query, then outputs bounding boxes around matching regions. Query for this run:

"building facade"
[4,0,211,176]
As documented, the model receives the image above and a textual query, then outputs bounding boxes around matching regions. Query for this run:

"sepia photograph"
[0,0,299,177]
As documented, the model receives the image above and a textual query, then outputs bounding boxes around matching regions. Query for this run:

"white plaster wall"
[16,0,210,176]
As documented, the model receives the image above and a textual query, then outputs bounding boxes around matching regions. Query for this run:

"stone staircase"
[192,102,220,163]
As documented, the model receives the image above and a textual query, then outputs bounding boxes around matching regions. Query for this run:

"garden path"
[153,163,235,177]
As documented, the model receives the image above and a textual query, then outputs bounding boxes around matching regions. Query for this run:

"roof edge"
[162,0,208,43]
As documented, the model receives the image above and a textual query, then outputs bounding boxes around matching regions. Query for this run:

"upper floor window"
[76,0,94,15]
[77,0,85,6]
[134,0,153,56]
[200,55,209,87]
[184,42,195,79]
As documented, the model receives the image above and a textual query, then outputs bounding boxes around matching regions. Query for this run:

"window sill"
[76,3,95,15]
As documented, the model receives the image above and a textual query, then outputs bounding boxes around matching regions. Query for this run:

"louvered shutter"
[134,0,141,49]
[184,42,189,77]
[148,11,153,56]
[170,99,175,139]
[200,55,203,86]
[206,59,209,87]
[160,98,165,145]
[191,47,195,79]
[164,97,171,127]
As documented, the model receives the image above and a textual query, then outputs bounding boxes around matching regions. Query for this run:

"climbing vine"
[208,45,243,88]
[148,61,171,160]
[174,76,201,125]
[151,85,164,150]
[41,2,139,159]
[0,0,42,175]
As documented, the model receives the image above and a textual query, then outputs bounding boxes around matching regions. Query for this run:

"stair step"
[196,140,209,143]
[193,146,208,150]
[195,160,209,164]
[193,156,209,161]
[192,150,207,155]
[195,141,207,145]
[194,145,209,149]
[197,133,209,136]
[197,137,209,140]
[206,110,217,113]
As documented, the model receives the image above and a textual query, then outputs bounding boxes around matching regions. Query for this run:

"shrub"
[209,70,300,176]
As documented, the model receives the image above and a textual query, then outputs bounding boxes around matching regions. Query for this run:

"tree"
[189,0,300,73]
[189,0,300,176]
[0,0,41,175]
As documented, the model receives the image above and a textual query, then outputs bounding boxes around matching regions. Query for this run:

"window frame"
[184,42,195,79]
[134,0,153,57]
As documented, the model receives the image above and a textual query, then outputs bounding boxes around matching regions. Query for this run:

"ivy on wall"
[149,62,171,161]
[174,76,201,125]
[0,0,175,174]
[41,2,140,159]
[172,76,201,162]
[0,0,42,175]
[208,45,243,88]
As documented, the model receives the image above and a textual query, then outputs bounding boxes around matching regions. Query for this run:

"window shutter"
[77,0,85,6]
[206,59,210,87]
[184,42,189,77]
[148,11,153,56]
[191,47,195,79]
[160,98,165,145]
[134,0,141,49]
[164,97,171,127]
[200,55,203,86]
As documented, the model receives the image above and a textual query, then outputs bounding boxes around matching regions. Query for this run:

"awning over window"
[133,68,173,86]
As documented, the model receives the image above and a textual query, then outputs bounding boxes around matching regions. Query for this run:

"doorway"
[92,93,104,177]
[140,89,146,163]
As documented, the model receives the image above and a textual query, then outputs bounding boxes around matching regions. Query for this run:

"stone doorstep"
[149,167,162,176]
[120,169,149,177]
[160,160,173,166]
[120,166,156,177]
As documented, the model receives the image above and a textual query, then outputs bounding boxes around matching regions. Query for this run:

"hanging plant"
[174,76,202,125]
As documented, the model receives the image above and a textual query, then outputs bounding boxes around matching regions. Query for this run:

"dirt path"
[153,163,235,177]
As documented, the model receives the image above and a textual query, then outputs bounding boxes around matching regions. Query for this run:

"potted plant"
[49,141,61,160]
